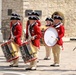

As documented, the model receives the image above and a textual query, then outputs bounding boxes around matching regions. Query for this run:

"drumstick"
[73,47,76,51]
[0,39,12,46]
[24,35,37,43]
[47,36,57,45]
[51,36,57,40]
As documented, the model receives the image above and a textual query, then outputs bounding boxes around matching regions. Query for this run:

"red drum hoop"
[44,27,58,47]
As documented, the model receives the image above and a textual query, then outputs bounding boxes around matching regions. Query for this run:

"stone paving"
[0,41,76,75]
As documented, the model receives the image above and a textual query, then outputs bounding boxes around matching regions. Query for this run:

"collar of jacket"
[46,24,51,27]
[54,22,63,28]
[12,22,19,27]
[30,22,36,26]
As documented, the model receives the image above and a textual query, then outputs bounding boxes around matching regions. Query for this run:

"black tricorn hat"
[10,16,20,20]
[45,17,53,22]
[28,11,39,16]
[10,13,20,20]
[28,16,38,20]
[11,13,20,17]
[53,15,63,20]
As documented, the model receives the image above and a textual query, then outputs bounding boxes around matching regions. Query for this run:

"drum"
[20,41,37,63]
[44,27,58,46]
[40,25,48,46]
[1,41,19,62]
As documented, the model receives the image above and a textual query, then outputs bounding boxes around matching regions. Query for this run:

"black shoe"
[9,65,18,67]
[13,65,18,67]
[25,68,36,71]
[44,57,51,60]
[50,64,59,67]
[9,64,13,67]
[37,60,39,63]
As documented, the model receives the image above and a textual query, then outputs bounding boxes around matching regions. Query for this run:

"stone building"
[1,0,76,41]
[0,0,3,42]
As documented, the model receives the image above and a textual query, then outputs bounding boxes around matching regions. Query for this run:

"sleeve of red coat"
[36,20,41,27]
[58,25,65,39]
[15,25,22,38]
[34,25,42,39]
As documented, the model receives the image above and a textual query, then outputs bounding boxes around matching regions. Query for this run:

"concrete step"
[62,37,70,42]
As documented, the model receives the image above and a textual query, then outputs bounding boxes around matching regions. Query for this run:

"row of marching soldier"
[1,11,65,71]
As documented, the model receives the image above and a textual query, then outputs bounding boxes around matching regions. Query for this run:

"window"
[8,9,12,16]
[25,10,33,17]
[34,10,42,16]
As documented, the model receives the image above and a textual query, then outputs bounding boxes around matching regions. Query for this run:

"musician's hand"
[10,38,14,41]
[55,38,58,41]
[11,36,16,41]
[31,35,37,40]
[31,36,35,40]
[56,37,60,41]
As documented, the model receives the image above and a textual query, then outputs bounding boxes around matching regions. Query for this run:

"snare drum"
[20,41,37,63]
[1,41,19,62]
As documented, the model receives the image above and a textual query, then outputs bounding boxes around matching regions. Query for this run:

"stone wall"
[23,0,76,37]
[2,0,23,41]
[1,19,10,40]
[2,0,23,19]
[2,0,76,39]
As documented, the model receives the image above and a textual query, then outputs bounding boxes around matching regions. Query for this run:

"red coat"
[55,23,65,46]
[36,20,41,27]
[9,21,22,46]
[26,22,42,47]
[26,20,41,39]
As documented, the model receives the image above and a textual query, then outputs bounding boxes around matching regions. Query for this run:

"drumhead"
[44,27,58,46]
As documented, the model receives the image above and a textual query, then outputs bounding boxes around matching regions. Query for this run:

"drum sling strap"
[29,22,36,45]
[53,22,62,28]
[11,22,18,42]
[12,22,18,36]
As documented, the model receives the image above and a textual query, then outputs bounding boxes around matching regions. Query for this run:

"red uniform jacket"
[54,23,65,46]
[26,20,41,39]
[36,20,41,27]
[26,22,42,47]
[9,21,22,46]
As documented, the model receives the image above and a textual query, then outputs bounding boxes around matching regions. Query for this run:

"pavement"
[0,41,76,75]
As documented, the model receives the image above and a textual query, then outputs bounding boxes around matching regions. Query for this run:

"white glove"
[31,35,37,40]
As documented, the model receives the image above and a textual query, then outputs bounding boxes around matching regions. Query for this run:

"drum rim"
[1,41,19,62]
[24,57,37,63]
[1,40,11,46]
[20,41,30,47]
[43,26,58,47]
[7,56,19,62]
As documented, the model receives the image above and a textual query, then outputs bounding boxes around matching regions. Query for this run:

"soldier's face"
[29,20,36,25]
[11,20,18,24]
[46,21,52,25]
[54,19,61,24]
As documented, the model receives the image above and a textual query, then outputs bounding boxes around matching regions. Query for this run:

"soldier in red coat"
[50,15,65,67]
[26,12,41,35]
[25,16,41,70]
[28,11,41,26]
[9,13,22,67]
